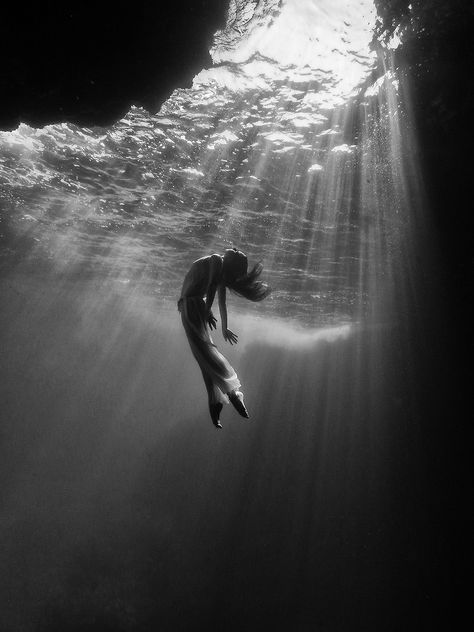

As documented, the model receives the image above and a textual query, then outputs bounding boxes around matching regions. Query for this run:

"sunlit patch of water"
[0,0,430,332]
[0,6,445,627]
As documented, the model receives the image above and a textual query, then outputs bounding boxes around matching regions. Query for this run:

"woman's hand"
[223,328,238,345]
[207,312,217,330]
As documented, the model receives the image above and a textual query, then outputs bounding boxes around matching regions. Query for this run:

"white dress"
[178,254,241,407]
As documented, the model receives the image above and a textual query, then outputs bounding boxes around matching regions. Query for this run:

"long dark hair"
[223,249,271,302]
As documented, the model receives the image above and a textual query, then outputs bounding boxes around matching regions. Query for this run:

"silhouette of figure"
[178,248,271,428]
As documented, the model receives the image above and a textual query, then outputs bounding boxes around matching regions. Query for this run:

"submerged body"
[178,250,270,428]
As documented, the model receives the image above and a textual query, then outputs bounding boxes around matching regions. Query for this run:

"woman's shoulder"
[210,253,224,273]
[209,253,223,265]
[191,253,223,280]
[193,253,222,265]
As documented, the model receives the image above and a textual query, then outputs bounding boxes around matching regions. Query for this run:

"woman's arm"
[218,284,227,331]
[218,284,238,344]
[206,282,217,314]
[205,255,222,329]
[206,284,217,330]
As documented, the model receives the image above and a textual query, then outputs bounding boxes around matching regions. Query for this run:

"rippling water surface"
[1,4,448,629]
[0,0,410,327]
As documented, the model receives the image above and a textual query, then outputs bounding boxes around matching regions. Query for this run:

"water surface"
[0,2,443,630]
[0,0,387,327]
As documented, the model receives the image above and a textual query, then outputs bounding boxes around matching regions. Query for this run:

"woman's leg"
[181,297,245,425]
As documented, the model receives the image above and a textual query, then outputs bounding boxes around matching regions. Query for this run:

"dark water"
[0,2,455,630]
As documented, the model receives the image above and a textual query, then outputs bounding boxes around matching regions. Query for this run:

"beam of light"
[0,2,442,628]
[0,0,433,462]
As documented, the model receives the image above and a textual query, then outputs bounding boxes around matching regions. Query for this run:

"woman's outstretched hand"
[207,312,217,330]
[223,328,238,345]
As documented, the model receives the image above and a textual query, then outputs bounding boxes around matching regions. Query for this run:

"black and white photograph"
[0,2,471,630]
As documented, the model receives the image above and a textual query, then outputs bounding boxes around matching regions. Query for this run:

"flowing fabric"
[178,296,240,405]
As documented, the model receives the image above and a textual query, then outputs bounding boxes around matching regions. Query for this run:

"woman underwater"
[178,248,271,428]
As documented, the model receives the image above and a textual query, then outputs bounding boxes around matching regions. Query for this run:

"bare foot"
[210,402,223,428]
[228,390,249,418]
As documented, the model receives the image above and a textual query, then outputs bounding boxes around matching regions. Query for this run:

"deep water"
[0,271,450,632]
[0,1,466,630]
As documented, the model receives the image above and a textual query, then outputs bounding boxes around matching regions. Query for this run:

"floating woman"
[178,248,271,429]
